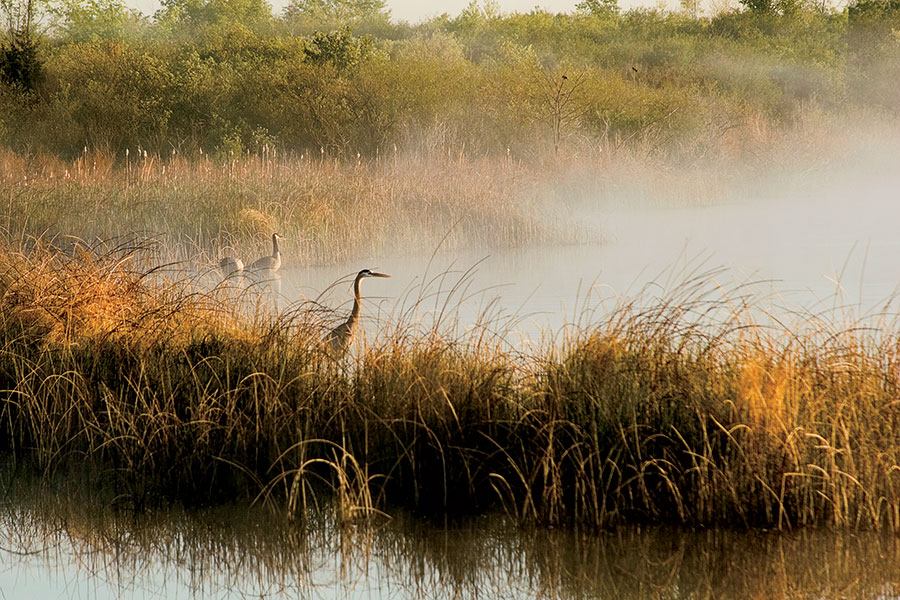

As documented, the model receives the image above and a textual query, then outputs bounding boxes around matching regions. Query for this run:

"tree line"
[0,0,897,160]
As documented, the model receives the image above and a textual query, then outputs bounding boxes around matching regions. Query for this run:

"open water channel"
[3,489,900,599]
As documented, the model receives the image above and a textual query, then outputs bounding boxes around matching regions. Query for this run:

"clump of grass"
[537,281,900,530]
[0,238,322,500]
[2,241,900,531]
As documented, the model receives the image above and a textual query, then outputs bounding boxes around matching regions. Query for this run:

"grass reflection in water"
[1,472,900,599]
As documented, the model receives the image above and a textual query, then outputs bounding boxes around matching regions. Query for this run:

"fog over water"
[6,173,900,595]
[263,160,900,347]
[6,4,900,597]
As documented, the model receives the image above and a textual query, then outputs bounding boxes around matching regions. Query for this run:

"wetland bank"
[3,0,900,595]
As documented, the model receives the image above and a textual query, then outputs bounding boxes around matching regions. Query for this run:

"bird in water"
[324,269,390,357]
[247,233,284,272]
[218,256,244,278]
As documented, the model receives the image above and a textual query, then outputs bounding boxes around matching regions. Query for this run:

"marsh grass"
[2,240,900,531]
[0,148,576,266]
[1,101,877,268]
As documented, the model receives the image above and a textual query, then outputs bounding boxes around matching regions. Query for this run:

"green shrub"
[0,29,43,93]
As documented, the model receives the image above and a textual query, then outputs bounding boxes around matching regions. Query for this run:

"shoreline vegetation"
[2,0,900,531]
[0,149,580,263]
[2,240,900,532]
[1,107,896,265]
[1,0,898,167]
[1,0,898,264]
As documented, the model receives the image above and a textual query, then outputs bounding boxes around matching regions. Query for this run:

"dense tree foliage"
[154,0,274,29]
[52,0,146,41]
[283,0,389,29]
[0,0,894,159]
[0,27,41,90]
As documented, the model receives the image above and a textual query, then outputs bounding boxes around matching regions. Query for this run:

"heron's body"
[324,269,390,356]
[248,233,283,272]
[219,256,244,277]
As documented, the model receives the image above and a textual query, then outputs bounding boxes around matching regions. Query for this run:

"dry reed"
[0,148,575,266]
[1,239,900,532]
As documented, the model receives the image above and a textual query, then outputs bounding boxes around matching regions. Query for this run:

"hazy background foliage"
[0,0,895,161]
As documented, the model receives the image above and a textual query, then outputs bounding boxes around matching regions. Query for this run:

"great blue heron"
[324,269,390,357]
[247,233,284,272]
[219,256,244,278]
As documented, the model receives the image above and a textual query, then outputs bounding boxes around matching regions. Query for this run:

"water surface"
[262,186,900,346]
[10,179,900,598]
[3,489,900,600]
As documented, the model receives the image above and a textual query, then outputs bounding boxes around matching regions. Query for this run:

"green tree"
[283,0,387,22]
[738,0,804,15]
[54,0,146,41]
[305,27,374,70]
[0,27,41,91]
[680,0,700,18]
[575,0,620,16]
[0,0,49,94]
[2,0,41,31]
[458,0,501,20]
[154,0,273,29]
[847,0,900,108]
[44,41,174,152]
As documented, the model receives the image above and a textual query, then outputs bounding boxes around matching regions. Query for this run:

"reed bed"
[2,240,900,532]
[0,149,575,265]
[0,101,864,267]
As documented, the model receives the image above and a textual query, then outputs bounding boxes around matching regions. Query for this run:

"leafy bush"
[847,0,900,108]
[0,2,876,159]
[40,41,173,154]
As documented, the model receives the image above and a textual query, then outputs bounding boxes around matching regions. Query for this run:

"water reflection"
[2,475,900,599]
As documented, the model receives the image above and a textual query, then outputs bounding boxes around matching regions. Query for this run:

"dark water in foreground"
[2,481,900,600]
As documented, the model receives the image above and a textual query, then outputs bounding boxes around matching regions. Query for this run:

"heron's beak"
[371,272,390,278]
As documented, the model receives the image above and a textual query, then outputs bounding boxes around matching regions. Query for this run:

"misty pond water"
[8,182,900,598]
[266,177,900,347]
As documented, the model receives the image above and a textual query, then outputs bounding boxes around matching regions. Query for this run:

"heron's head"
[359,269,390,279]
[273,232,285,240]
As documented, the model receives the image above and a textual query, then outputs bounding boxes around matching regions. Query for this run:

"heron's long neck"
[348,274,363,325]
[272,235,280,258]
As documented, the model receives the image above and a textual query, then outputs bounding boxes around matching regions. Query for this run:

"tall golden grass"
[0,102,872,267]
[2,239,900,531]
[0,147,579,266]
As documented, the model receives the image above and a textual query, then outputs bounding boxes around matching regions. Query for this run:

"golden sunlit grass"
[2,241,900,532]
[0,101,874,269]
[0,148,574,266]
